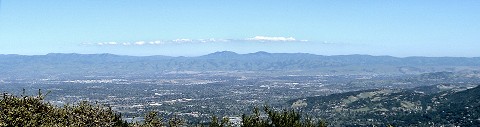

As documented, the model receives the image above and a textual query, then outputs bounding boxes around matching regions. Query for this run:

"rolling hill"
[289,83,480,126]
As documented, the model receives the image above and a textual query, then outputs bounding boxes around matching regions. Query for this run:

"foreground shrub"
[0,90,128,127]
[241,106,327,127]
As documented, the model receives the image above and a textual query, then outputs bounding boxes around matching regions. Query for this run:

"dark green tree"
[241,106,327,127]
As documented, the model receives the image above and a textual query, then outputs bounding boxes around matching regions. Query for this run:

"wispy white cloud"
[85,36,313,46]
[134,41,146,45]
[172,39,193,43]
[87,38,230,46]
[149,41,164,45]
[94,42,118,46]
[245,36,297,42]
[122,42,131,46]
[198,38,229,43]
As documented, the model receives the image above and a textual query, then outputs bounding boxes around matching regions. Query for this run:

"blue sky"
[0,0,479,57]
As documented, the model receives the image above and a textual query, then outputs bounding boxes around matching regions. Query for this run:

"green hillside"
[289,84,480,126]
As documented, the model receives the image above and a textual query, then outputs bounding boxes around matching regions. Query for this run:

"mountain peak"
[252,51,270,54]
[246,51,273,57]
[202,51,239,58]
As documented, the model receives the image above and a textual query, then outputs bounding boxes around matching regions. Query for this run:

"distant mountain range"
[1,51,479,78]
